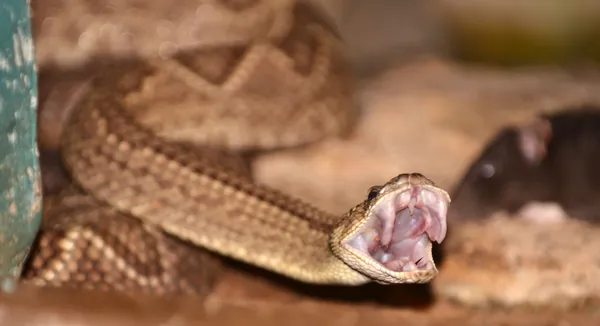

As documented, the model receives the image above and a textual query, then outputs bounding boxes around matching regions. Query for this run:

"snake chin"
[345,187,448,273]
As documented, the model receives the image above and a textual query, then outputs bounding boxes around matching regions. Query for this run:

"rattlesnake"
[24,0,450,297]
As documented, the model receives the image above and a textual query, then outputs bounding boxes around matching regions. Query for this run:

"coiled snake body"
[23,0,450,296]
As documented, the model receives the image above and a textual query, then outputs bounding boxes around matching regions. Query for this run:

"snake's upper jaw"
[341,181,450,284]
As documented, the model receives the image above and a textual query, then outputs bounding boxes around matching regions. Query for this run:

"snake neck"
[60,91,366,284]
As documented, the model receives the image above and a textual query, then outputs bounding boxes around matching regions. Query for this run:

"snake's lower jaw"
[341,185,450,284]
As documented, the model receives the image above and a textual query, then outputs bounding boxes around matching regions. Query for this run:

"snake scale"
[23,0,451,296]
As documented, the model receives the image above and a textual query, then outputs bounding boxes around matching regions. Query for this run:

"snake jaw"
[339,174,450,284]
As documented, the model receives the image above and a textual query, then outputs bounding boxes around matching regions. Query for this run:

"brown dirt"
[1,281,600,325]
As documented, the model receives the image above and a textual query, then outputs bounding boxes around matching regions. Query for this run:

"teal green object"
[0,0,42,292]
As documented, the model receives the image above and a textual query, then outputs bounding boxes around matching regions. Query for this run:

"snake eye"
[367,186,382,201]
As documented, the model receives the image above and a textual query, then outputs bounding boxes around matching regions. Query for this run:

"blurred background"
[4,0,600,324]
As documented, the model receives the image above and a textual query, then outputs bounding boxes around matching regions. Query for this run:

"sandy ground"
[2,282,600,326]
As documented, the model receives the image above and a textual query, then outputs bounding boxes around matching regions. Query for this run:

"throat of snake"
[344,187,448,273]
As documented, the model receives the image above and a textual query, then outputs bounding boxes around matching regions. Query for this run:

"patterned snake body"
[25,0,450,295]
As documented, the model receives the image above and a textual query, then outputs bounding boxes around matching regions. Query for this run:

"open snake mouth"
[345,186,448,273]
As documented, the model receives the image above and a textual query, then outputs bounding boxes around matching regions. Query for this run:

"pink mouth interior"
[344,188,448,272]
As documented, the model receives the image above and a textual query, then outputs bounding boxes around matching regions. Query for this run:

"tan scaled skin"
[26,0,450,294]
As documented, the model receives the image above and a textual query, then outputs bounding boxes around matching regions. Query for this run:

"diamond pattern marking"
[174,46,248,86]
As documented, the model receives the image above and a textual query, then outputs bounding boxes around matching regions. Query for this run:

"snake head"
[332,173,451,284]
